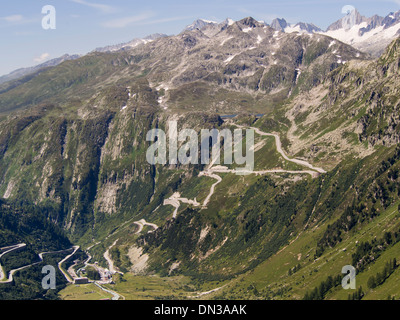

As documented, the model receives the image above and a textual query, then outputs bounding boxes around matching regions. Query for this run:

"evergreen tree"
[367,275,376,289]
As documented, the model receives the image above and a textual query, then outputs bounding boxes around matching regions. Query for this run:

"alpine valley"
[1,10,400,301]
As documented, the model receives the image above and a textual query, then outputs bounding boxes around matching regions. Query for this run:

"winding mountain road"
[187,284,227,298]
[57,246,80,283]
[236,124,326,174]
[0,245,79,284]
[163,193,201,218]
[104,240,124,275]
[8,122,326,300]
[94,281,122,301]
[80,123,328,296]
[199,172,223,208]
[0,244,27,282]
[161,124,327,218]
[133,219,159,234]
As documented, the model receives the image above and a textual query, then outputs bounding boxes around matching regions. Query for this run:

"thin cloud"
[102,12,155,28]
[34,53,50,63]
[0,15,24,22]
[0,14,38,27]
[141,16,195,26]
[71,0,116,14]
[103,13,193,28]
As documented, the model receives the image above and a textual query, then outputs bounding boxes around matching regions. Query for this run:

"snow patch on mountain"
[224,54,237,63]
[269,10,400,57]
[220,36,233,46]
[319,9,400,57]
[184,19,218,31]
[271,18,322,34]
[227,18,235,26]
[322,24,400,57]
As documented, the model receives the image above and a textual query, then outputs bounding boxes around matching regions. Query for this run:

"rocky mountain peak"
[271,18,321,34]
[294,22,321,33]
[327,8,366,31]
[238,17,260,28]
[271,18,288,32]
[184,19,218,31]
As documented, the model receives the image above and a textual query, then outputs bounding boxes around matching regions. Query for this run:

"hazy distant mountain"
[270,18,288,32]
[271,18,321,33]
[94,33,168,53]
[291,22,322,33]
[0,54,80,85]
[183,19,218,31]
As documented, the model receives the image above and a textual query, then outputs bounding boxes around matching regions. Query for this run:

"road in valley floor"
[0,245,79,284]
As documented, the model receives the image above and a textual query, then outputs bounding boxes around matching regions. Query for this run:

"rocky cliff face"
[0,92,226,242]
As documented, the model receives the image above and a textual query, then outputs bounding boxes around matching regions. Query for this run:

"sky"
[1,0,400,76]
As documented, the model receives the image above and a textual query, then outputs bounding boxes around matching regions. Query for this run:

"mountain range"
[182,9,400,58]
[0,9,400,301]
[322,9,400,57]
[2,8,400,83]
[272,9,400,57]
